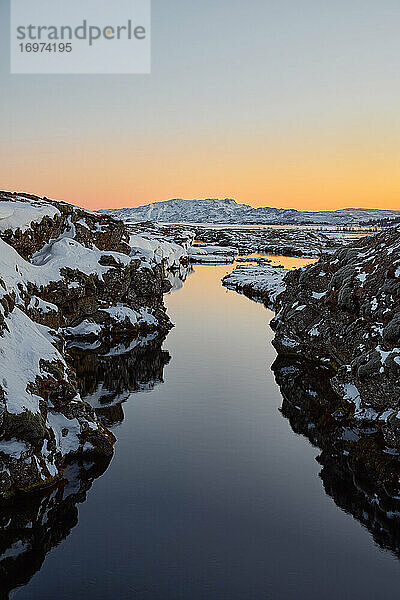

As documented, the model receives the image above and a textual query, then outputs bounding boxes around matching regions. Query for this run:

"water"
[8,262,400,599]
[234,253,318,268]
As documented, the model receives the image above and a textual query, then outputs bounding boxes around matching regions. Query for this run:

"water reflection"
[69,334,171,427]
[236,253,318,269]
[0,457,111,600]
[0,334,172,598]
[165,263,194,293]
[273,356,400,557]
[4,261,400,599]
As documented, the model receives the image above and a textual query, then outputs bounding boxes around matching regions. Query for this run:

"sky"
[0,0,399,211]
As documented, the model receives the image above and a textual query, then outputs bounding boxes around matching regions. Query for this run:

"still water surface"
[15,261,400,599]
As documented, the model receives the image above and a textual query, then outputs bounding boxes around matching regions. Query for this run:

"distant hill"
[101,198,400,226]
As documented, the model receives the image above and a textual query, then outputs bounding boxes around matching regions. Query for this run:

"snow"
[0,198,60,233]
[0,438,29,458]
[342,383,361,408]
[0,307,64,415]
[379,410,396,422]
[222,263,287,308]
[129,233,186,269]
[46,411,81,455]
[139,308,158,326]
[375,346,400,373]
[309,322,321,336]
[101,198,400,226]
[64,320,103,338]
[188,245,238,263]
[342,383,378,420]
[28,296,58,314]
[101,304,157,327]
[357,272,368,284]
[376,345,392,365]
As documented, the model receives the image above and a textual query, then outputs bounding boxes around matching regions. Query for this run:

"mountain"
[101,198,400,226]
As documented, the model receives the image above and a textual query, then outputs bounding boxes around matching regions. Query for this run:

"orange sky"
[2,129,399,211]
[1,1,399,212]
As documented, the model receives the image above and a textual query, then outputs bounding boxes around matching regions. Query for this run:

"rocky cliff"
[273,357,400,558]
[0,191,186,497]
[271,226,400,447]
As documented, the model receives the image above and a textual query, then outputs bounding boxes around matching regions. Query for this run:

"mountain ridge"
[101,198,400,225]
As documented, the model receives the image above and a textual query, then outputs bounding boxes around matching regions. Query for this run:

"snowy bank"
[188,244,238,264]
[270,226,400,447]
[0,190,189,496]
[222,263,288,308]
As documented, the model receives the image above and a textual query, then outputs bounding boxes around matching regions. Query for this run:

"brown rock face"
[0,191,176,496]
[271,227,400,445]
[0,190,173,340]
[0,191,131,259]
[273,357,400,560]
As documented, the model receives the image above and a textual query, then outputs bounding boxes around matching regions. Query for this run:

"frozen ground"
[222,263,288,308]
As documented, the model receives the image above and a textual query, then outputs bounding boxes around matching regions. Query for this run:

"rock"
[188,244,238,263]
[191,226,343,257]
[273,357,400,560]
[0,328,174,597]
[222,263,287,308]
[0,191,188,496]
[271,226,400,445]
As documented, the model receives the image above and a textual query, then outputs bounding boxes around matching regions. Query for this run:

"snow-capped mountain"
[101,198,400,225]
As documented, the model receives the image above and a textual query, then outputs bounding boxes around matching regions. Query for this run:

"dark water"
[7,263,400,599]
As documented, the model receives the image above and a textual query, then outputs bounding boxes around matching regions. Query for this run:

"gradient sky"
[1,0,399,211]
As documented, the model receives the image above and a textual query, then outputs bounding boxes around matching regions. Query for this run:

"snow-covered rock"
[188,244,238,263]
[270,226,400,446]
[222,263,287,308]
[192,226,344,257]
[0,197,60,233]
[0,292,115,496]
[129,233,188,270]
[0,190,189,496]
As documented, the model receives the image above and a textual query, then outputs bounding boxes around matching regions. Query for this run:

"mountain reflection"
[0,333,171,598]
[273,357,400,558]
